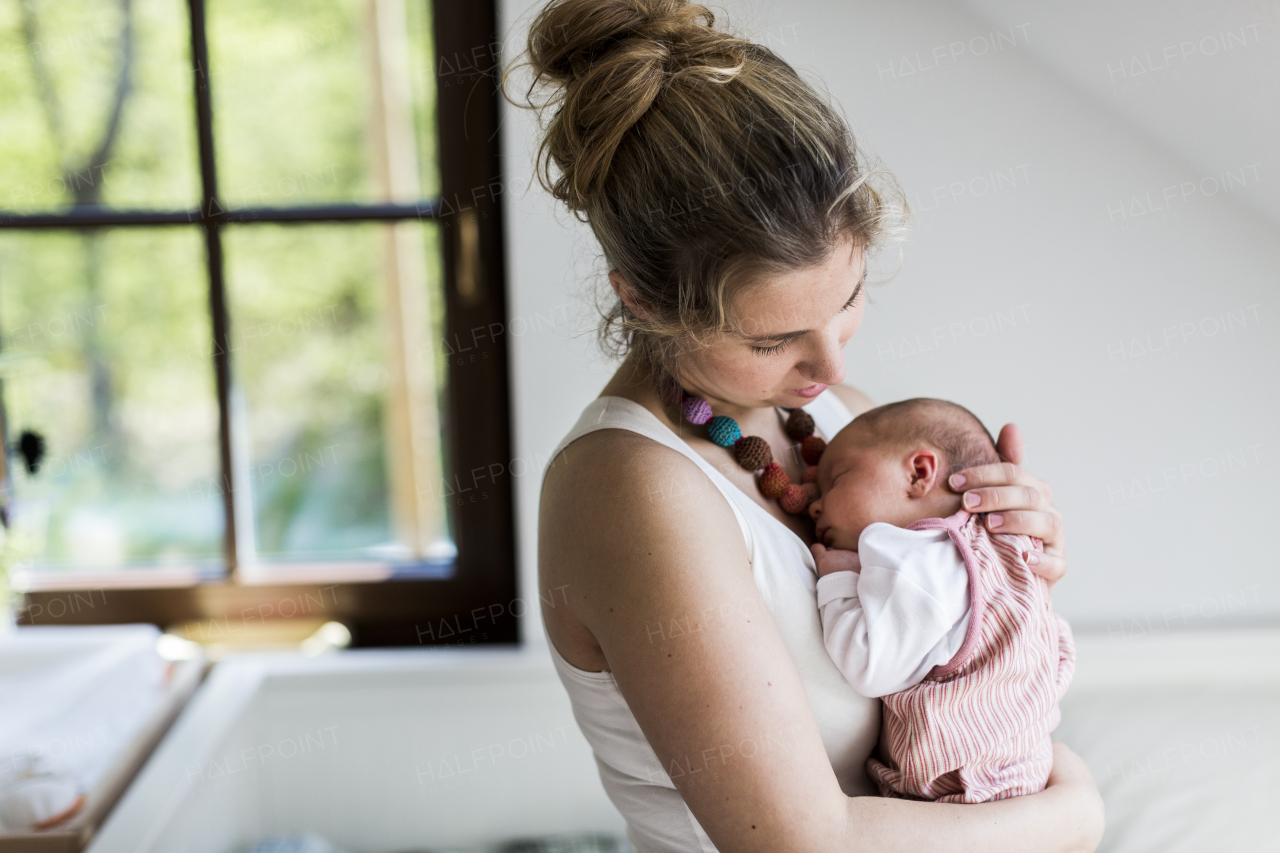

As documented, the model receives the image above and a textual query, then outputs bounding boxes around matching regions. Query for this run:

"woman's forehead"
[728,241,864,338]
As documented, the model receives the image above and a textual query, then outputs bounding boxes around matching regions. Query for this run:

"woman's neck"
[600,352,784,435]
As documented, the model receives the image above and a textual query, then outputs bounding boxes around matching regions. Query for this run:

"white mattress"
[1057,629,1280,853]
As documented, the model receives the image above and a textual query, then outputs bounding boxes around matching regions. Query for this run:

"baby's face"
[808,424,922,550]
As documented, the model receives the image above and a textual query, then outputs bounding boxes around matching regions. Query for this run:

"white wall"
[498,0,1280,649]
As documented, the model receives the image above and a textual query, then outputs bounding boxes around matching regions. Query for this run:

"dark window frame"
[3,0,518,647]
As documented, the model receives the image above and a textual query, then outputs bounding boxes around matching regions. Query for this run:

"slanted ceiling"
[961,0,1280,231]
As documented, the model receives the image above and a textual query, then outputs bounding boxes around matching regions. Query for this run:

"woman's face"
[674,238,866,411]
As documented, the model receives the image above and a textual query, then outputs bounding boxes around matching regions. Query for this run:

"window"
[1,0,516,646]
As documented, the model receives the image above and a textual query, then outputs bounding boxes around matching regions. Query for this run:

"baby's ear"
[906,448,942,498]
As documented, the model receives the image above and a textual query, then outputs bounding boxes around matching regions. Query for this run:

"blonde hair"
[506,0,907,380]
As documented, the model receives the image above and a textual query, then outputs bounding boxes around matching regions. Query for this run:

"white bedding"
[1057,630,1280,853]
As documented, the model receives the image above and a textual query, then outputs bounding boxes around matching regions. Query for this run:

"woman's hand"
[947,423,1067,587]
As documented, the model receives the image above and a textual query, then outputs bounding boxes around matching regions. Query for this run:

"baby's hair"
[852,398,1000,476]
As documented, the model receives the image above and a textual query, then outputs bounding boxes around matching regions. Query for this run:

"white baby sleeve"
[815,523,971,698]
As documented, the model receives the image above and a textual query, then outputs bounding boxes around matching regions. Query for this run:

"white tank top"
[543,392,881,853]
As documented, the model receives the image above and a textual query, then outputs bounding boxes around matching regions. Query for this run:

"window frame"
[3,0,518,647]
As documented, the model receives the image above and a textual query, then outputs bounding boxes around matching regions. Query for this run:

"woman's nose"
[800,329,846,386]
[804,354,844,387]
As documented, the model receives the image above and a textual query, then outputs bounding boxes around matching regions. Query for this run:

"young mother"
[524,1,1103,850]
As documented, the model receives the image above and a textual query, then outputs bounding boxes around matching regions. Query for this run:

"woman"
[521,1,1105,850]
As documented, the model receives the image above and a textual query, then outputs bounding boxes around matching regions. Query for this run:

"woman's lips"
[790,383,827,399]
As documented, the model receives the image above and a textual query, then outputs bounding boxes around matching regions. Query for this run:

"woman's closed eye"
[751,338,795,356]
[840,281,863,313]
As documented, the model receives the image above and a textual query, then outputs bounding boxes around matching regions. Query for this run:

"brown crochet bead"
[802,465,818,484]
[801,435,827,465]
[759,463,790,498]
[734,435,772,471]
[779,484,812,514]
[784,409,815,441]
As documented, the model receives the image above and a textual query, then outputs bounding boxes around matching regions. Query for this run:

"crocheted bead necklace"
[663,383,826,515]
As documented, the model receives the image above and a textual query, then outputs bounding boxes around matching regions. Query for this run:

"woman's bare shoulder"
[542,427,722,512]
[541,426,743,562]
[539,420,761,669]
[827,383,877,418]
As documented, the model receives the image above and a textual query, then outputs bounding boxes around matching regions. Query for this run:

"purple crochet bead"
[682,397,713,425]
[707,416,742,448]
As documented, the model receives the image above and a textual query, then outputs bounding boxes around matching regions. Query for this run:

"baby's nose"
[808,499,822,520]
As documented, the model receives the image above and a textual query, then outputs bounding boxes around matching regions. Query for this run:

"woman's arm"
[846,744,1103,851]
[540,431,1102,853]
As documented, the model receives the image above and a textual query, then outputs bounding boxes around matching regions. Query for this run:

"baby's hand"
[810,543,861,578]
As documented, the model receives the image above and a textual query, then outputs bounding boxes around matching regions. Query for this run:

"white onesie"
[814,522,971,698]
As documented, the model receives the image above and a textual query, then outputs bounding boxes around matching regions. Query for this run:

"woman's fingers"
[983,507,1067,583]
[1027,550,1067,588]
[949,441,1069,570]
[995,423,1024,466]
[959,484,1048,514]
[951,457,1056,506]
[984,506,1065,551]
[980,506,1060,536]
[949,461,1033,493]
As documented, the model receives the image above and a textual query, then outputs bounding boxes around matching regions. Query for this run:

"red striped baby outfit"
[866,509,1075,803]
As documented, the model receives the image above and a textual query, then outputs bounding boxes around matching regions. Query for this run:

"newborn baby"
[807,398,1074,804]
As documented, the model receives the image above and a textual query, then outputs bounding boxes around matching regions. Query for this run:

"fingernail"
[1027,552,1040,566]
[988,513,1004,528]
[950,474,965,489]
[963,492,980,509]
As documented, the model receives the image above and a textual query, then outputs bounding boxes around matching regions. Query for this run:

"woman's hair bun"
[518,0,748,209]
[528,0,732,85]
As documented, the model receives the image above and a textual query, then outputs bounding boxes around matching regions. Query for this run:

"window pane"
[0,229,222,573]
[223,222,451,569]
[209,0,440,210]
[0,0,198,211]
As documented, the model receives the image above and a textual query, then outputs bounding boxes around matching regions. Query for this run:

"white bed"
[83,629,1280,853]
[1057,629,1280,853]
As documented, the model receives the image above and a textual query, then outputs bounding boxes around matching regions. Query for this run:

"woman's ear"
[905,448,941,499]
[609,270,653,320]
